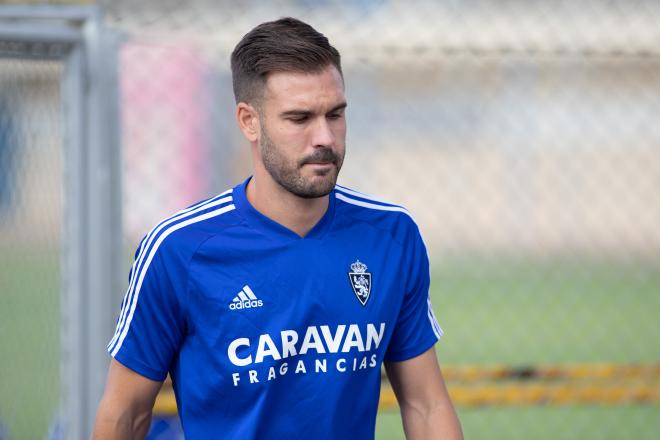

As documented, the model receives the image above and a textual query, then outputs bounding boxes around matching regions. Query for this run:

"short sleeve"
[106,238,187,381]
[385,222,443,362]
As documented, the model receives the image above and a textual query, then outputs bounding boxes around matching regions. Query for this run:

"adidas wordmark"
[229,285,263,310]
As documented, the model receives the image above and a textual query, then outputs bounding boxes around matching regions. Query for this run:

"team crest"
[348,260,372,306]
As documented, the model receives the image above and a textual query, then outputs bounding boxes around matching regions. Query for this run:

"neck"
[246,174,330,237]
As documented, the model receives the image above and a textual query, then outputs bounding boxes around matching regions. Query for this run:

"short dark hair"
[230,17,342,104]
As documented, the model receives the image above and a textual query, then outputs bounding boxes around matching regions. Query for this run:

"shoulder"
[136,188,242,261]
[333,184,421,244]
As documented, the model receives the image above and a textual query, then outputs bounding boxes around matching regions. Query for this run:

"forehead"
[263,66,345,111]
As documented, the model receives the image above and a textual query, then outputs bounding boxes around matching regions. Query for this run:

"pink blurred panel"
[121,42,209,238]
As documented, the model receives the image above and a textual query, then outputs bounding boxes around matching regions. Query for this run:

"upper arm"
[103,358,163,412]
[93,359,163,439]
[385,348,463,440]
[385,347,449,408]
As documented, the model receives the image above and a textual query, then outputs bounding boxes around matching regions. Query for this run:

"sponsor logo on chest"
[227,322,386,387]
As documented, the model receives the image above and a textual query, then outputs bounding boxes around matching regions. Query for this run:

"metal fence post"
[63,8,123,439]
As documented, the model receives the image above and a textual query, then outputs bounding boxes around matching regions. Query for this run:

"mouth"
[303,162,336,173]
[302,161,336,176]
[304,161,334,166]
[301,149,337,168]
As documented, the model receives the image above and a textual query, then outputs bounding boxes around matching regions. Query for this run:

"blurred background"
[0,0,659,439]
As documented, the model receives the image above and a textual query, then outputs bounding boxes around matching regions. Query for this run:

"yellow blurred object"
[152,362,660,414]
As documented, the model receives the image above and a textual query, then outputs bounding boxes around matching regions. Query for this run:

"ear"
[236,102,260,143]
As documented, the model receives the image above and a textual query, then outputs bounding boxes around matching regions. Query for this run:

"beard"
[259,124,344,199]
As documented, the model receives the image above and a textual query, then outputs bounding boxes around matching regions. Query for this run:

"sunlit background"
[1,1,659,439]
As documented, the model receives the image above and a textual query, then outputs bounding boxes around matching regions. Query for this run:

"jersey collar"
[233,176,336,241]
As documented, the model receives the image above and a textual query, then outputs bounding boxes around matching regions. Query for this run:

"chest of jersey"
[180,225,406,391]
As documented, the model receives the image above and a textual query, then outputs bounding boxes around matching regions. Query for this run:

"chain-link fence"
[2,0,659,438]
[0,57,63,440]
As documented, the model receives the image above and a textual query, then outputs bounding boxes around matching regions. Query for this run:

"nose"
[310,117,335,148]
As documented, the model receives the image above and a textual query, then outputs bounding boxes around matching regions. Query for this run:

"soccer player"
[93,17,462,440]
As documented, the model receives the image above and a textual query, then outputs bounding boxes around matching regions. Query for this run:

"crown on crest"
[350,260,368,273]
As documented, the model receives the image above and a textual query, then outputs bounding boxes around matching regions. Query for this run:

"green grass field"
[0,249,60,440]
[376,405,660,440]
[431,257,660,365]
[1,249,659,438]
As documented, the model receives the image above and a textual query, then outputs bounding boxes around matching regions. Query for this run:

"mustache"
[300,149,338,166]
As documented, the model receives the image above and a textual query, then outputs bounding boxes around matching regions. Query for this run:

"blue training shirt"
[107,177,443,439]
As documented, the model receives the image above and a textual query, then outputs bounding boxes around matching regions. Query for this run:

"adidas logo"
[229,285,263,310]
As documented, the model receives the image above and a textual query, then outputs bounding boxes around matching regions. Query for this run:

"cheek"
[269,132,308,164]
[334,118,347,135]
[333,122,347,146]
[274,121,307,142]
[266,125,297,146]
[280,134,308,157]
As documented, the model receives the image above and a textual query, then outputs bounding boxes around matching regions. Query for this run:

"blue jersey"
[107,177,442,439]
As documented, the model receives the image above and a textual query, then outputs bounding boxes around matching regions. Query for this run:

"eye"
[288,116,309,124]
[327,112,343,120]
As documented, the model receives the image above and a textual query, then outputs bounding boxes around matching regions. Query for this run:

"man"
[93,17,462,440]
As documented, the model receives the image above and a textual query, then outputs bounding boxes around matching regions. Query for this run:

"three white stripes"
[335,193,414,219]
[109,190,233,350]
[108,190,235,356]
[109,189,233,350]
[427,298,444,340]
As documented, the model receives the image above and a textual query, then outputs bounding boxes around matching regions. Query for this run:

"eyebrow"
[280,102,347,118]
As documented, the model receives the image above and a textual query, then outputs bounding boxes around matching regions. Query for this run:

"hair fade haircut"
[230,17,342,105]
